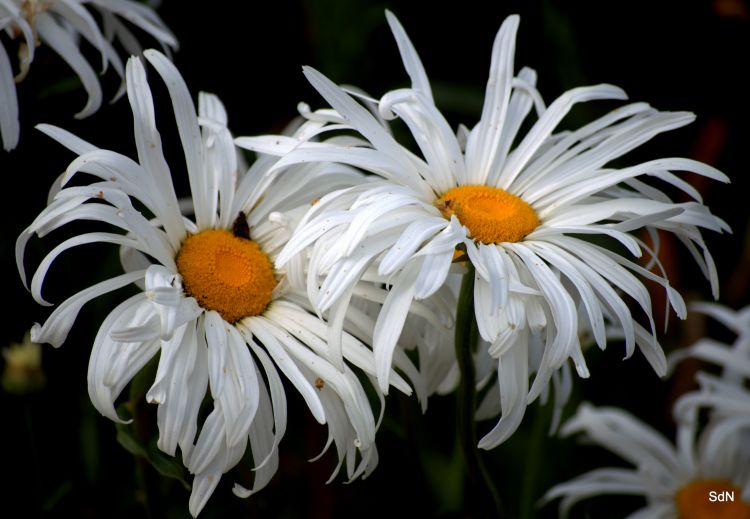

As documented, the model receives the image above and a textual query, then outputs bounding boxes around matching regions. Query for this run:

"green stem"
[455,263,503,518]
[129,356,162,519]
[133,398,158,519]
[519,404,548,519]
[24,402,42,500]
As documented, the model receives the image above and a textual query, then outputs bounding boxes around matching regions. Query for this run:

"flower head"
[551,306,750,517]
[238,11,730,448]
[544,402,750,519]
[17,49,416,516]
[2,330,45,395]
[1,0,178,151]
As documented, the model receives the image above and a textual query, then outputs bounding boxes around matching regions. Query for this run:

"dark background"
[2,0,749,517]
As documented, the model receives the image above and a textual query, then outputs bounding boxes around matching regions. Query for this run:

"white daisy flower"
[0,0,177,151]
[544,402,750,519]
[237,11,729,448]
[16,50,416,516]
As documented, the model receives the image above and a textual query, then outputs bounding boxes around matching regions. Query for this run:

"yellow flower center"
[176,229,276,323]
[435,185,539,244]
[675,479,750,519]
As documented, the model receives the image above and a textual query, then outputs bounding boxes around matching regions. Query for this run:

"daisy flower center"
[176,229,276,323]
[435,185,539,244]
[20,0,47,24]
[675,479,750,519]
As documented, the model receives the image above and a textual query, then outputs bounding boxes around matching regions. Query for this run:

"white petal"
[35,123,98,154]
[373,260,421,393]
[561,403,679,473]
[51,0,107,71]
[465,15,519,185]
[378,217,445,275]
[30,232,141,306]
[478,343,529,449]
[526,241,607,349]
[92,0,178,50]
[379,88,464,191]
[485,67,540,187]
[0,41,19,150]
[414,251,453,300]
[264,300,414,394]
[243,334,287,470]
[498,84,628,189]
[384,10,433,102]
[244,317,326,424]
[221,324,261,447]
[316,229,401,312]
[231,355,280,496]
[87,293,158,422]
[189,468,222,517]
[32,270,146,347]
[143,50,209,229]
[124,55,185,245]
[508,244,581,400]
[302,66,433,198]
[36,12,102,119]
[150,322,208,457]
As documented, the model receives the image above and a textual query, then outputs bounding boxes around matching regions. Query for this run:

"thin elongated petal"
[36,12,102,119]
[498,84,628,189]
[222,324,261,447]
[30,232,141,306]
[373,260,421,392]
[88,293,158,422]
[303,66,433,199]
[231,354,280,497]
[150,321,208,457]
[32,270,146,347]
[125,56,185,245]
[385,10,433,102]
[478,343,529,449]
[244,317,326,424]
[52,0,107,71]
[0,41,19,150]
[466,15,519,185]
[143,50,209,229]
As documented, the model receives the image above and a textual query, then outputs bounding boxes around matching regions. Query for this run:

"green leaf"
[115,420,147,458]
[114,402,191,491]
[146,441,191,491]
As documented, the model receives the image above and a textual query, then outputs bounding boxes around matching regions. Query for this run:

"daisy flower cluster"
[545,303,750,518]
[10,5,740,518]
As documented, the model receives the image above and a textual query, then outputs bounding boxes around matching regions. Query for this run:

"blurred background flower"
[543,402,750,518]
[0,0,177,151]
[2,1,749,517]
[2,330,45,395]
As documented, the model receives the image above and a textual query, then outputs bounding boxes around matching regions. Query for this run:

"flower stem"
[133,398,159,519]
[129,357,161,519]
[519,403,548,519]
[455,263,503,518]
